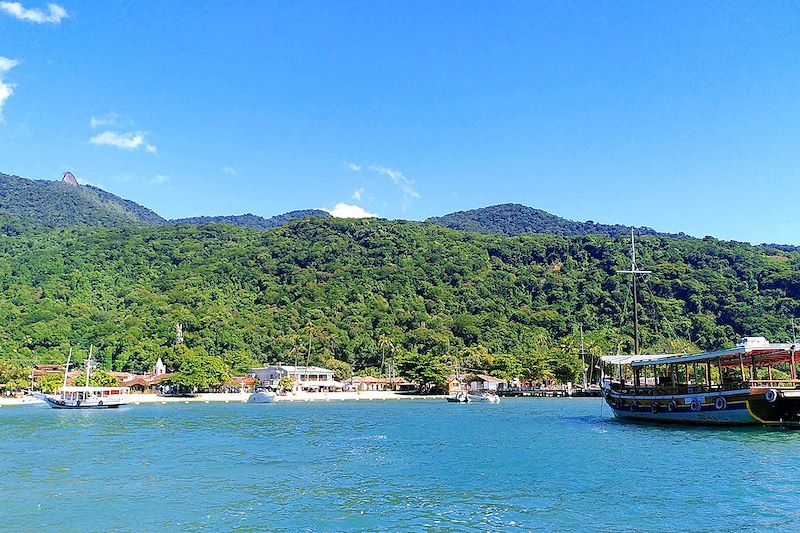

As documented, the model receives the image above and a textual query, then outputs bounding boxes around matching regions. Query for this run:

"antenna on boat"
[616,229,651,355]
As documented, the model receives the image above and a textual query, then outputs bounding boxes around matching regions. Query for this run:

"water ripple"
[2,398,799,531]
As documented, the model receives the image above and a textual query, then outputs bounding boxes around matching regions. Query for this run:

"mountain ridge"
[426,203,691,240]
[0,170,794,248]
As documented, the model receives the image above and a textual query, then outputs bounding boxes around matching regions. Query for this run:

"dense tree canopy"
[426,203,680,238]
[0,215,797,388]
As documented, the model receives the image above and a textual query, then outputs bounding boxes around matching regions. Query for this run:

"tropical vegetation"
[0,212,798,392]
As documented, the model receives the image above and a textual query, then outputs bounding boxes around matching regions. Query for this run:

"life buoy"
[651,402,660,414]
[765,389,779,403]
[629,401,637,412]
[98,401,103,407]
[690,399,701,412]
[76,400,81,406]
[714,397,726,410]
[667,400,677,412]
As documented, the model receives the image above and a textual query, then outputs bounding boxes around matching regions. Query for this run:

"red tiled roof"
[120,375,151,388]
[226,376,255,386]
[150,373,175,384]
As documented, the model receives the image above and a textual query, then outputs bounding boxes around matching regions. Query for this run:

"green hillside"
[1,217,798,387]
[427,203,686,238]
[171,210,332,229]
[0,172,165,228]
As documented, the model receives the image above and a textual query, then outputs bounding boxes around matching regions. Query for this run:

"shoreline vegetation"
[1,194,799,396]
[0,390,446,406]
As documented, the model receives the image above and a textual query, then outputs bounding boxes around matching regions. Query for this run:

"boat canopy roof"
[629,343,794,368]
[601,338,798,368]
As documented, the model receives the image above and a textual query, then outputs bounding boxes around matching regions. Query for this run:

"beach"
[0,390,444,407]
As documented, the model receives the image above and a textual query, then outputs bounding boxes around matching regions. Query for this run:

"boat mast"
[63,348,72,389]
[580,325,587,389]
[85,345,93,387]
[617,230,651,355]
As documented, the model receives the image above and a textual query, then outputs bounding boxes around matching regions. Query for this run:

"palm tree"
[303,321,325,374]
[378,336,394,377]
[288,339,303,388]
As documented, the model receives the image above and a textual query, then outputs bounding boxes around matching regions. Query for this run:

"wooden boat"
[38,385,131,409]
[600,231,800,427]
[600,337,800,426]
[35,347,130,409]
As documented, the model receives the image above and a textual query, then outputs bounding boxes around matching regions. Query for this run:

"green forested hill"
[1,217,798,385]
[427,203,686,238]
[0,172,166,228]
[171,210,331,229]
[0,172,331,232]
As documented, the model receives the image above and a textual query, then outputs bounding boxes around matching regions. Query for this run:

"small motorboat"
[20,393,45,406]
[248,387,277,403]
[469,391,501,403]
[446,391,470,403]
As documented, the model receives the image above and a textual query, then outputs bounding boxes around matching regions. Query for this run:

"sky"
[1,1,799,243]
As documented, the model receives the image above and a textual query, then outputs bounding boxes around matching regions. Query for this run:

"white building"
[249,365,341,392]
[468,374,505,392]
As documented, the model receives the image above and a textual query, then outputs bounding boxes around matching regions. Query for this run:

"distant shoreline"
[0,390,446,407]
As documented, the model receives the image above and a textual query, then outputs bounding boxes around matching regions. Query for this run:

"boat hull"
[38,394,127,409]
[247,391,276,403]
[603,388,800,427]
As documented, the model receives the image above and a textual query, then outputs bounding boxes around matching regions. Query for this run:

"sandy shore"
[0,390,445,407]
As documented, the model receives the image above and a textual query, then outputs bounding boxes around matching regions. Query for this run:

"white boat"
[36,386,131,409]
[468,392,501,403]
[247,388,277,403]
[446,391,501,403]
[20,393,45,406]
[446,391,470,403]
[36,347,131,410]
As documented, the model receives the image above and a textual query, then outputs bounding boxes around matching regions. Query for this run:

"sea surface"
[1,398,799,532]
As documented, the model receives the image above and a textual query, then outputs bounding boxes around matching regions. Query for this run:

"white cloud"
[90,113,118,129]
[150,174,170,185]
[326,203,377,218]
[0,57,19,72]
[0,2,67,23]
[89,130,157,153]
[343,161,362,172]
[352,188,364,201]
[0,56,19,119]
[222,166,237,176]
[370,165,420,207]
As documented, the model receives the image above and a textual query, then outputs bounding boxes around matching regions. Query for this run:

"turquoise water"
[2,398,799,532]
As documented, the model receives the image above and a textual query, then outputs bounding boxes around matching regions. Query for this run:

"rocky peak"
[62,171,79,186]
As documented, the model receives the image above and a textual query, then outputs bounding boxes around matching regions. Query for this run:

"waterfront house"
[119,372,173,393]
[446,374,466,394]
[249,365,342,392]
[219,376,256,393]
[349,376,415,391]
[468,374,505,392]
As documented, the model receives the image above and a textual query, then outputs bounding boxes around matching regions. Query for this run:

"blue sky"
[1,1,799,243]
